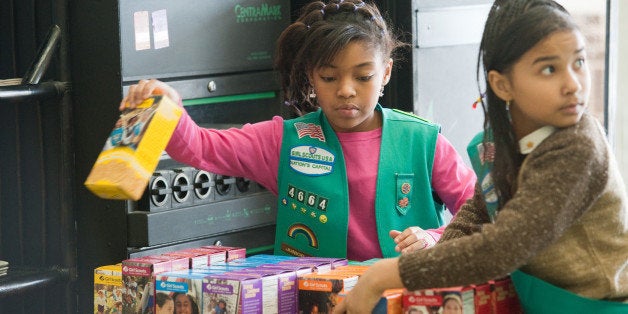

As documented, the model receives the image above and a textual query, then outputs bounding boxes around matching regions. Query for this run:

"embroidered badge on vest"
[395,173,414,215]
[294,122,325,142]
[472,139,498,220]
[289,146,335,176]
[284,184,330,219]
[280,223,319,257]
[287,223,318,247]
[478,141,495,165]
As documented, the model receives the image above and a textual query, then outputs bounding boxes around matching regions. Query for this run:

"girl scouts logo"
[481,174,498,204]
[289,146,335,176]
[481,172,499,220]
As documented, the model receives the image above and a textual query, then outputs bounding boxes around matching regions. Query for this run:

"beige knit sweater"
[398,113,628,301]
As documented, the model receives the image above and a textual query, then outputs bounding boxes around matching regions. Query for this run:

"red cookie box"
[491,277,523,314]
[473,282,493,314]
[121,256,174,314]
[163,247,227,269]
[403,286,475,314]
[403,277,523,314]
[201,245,247,261]
[154,254,190,271]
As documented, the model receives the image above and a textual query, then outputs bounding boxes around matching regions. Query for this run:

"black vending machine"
[70,1,290,312]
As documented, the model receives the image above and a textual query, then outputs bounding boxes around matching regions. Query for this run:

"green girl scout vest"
[467,131,628,313]
[275,105,444,259]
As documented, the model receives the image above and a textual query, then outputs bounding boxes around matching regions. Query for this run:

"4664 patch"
[287,184,328,211]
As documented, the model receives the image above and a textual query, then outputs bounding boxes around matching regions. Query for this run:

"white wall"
[614,1,628,183]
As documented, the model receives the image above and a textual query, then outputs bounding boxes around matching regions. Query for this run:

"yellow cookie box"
[94,264,123,314]
[94,264,122,286]
[84,95,182,200]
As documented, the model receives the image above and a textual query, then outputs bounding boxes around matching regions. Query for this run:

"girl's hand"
[119,79,181,111]
[333,258,402,314]
[390,226,436,253]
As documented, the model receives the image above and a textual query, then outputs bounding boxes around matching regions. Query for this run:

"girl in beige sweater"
[334,0,628,313]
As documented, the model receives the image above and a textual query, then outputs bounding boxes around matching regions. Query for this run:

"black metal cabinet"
[69,1,290,313]
[0,81,74,312]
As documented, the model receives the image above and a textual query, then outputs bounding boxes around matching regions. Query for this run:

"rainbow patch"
[286,223,318,248]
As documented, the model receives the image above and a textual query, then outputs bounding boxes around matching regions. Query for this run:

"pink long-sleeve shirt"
[166,111,476,261]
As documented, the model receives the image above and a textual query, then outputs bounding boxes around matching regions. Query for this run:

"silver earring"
[506,100,511,110]
[379,86,384,97]
[309,88,316,99]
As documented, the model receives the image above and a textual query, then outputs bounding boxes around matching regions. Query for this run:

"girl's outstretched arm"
[333,257,403,313]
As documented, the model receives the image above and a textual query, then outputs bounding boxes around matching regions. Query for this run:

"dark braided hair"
[476,0,579,208]
[155,292,172,309]
[274,0,406,116]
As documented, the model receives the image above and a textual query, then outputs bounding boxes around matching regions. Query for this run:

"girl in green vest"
[120,0,476,261]
[334,0,628,313]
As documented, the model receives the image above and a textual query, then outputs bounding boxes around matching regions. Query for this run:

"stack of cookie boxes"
[402,277,523,314]
[95,249,521,314]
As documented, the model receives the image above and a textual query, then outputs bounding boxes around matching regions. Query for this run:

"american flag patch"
[294,122,325,142]
[478,142,495,164]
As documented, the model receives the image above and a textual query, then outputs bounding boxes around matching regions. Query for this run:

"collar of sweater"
[519,126,557,154]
